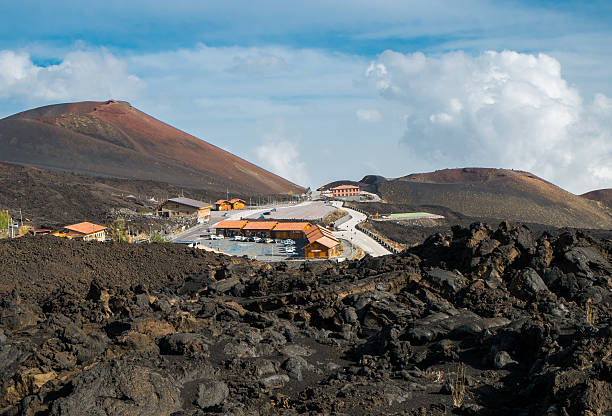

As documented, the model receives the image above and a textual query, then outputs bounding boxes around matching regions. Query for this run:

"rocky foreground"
[0,222,611,415]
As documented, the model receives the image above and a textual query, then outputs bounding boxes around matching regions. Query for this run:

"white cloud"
[366,50,612,193]
[0,49,144,102]
[356,108,381,122]
[1,44,609,194]
[255,122,310,187]
[226,52,288,74]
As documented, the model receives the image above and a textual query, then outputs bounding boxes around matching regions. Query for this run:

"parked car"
[274,239,283,244]
[252,237,262,243]
[209,234,224,240]
[283,239,295,245]
[233,235,244,241]
[265,238,274,243]
[285,246,296,253]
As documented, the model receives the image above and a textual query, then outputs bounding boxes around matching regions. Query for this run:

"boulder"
[260,374,290,389]
[49,360,181,415]
[424,268,467,295]
[493,351,518,369]
[159,333,209,356]
[195,381,229,410]
[508,268,549,299]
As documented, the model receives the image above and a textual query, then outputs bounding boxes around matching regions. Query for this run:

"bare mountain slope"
[582,188,612,209]
[0,100,304,194]
[335,168,612,229]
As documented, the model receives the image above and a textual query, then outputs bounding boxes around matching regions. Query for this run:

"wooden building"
[213,200,232,211]
[229,198,246,210]
[242,221,278,238]
[53,222,107,242]
[271,222,311,240]
[331,185,360,198]
[157,197,211,221]
[214,220,248,237]
[304,225,340,258]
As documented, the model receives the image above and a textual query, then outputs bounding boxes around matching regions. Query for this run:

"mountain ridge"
[0,100,305,195]
[324,168,612,229]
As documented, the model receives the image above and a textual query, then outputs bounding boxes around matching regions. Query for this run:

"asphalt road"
[331,201,391,257]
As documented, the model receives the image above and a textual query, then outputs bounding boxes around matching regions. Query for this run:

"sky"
[0,0,611,193]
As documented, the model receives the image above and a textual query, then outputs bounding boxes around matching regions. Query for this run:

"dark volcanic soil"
[1,222,611,415]
[349,201,612,248]
[0,162,227,229]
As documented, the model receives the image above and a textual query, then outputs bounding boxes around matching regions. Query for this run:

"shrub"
[0,210,11,238]
[110,218,130,242]
[150,232,170,243]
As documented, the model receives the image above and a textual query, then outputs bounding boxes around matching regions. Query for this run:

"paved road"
[332,201,391,257]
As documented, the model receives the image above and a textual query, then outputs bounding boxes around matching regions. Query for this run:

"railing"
[355,222,400,254]
[336,202,400,254]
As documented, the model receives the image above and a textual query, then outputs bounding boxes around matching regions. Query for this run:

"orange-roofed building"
[271,222,312,240]
[214,219,248,236]
[304,225,340,258]
[52,222,107,242]
[304,237,340,258]
[213,200,232,211]
[242,221,278,237]
[229,198,246,210]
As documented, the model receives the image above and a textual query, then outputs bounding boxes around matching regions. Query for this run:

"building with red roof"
[52,222,107,241]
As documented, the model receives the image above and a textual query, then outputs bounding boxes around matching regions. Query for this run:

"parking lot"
[244,201,336,220]
[193,237,304,261]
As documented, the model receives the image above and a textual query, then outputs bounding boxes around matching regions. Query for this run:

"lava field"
[0,221,610,415]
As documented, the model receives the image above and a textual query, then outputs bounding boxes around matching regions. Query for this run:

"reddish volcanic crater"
[0,100,305,195]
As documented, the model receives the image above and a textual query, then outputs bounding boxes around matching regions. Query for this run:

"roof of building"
[63,222,107,235]
[305,225,339,248]
[167,197,211,209]
[242,221,278,231]
[229,198,245,203]
[214,199,230,205]
[305,236,339,249]
[331,184,360,190]
[306,225,335,239]
[214,220,248,229]
[272,222,311,231]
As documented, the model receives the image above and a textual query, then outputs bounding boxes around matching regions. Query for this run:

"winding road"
[331,201,391,257]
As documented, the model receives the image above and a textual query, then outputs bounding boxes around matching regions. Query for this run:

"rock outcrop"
[0,223,610,415]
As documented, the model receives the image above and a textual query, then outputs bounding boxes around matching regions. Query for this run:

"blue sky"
[0,0,611,193]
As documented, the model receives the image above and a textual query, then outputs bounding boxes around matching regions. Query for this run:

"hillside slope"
[345,168,612,229]
[0,162,229,228]
[0,101,304,194]
[582,188,612,209]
